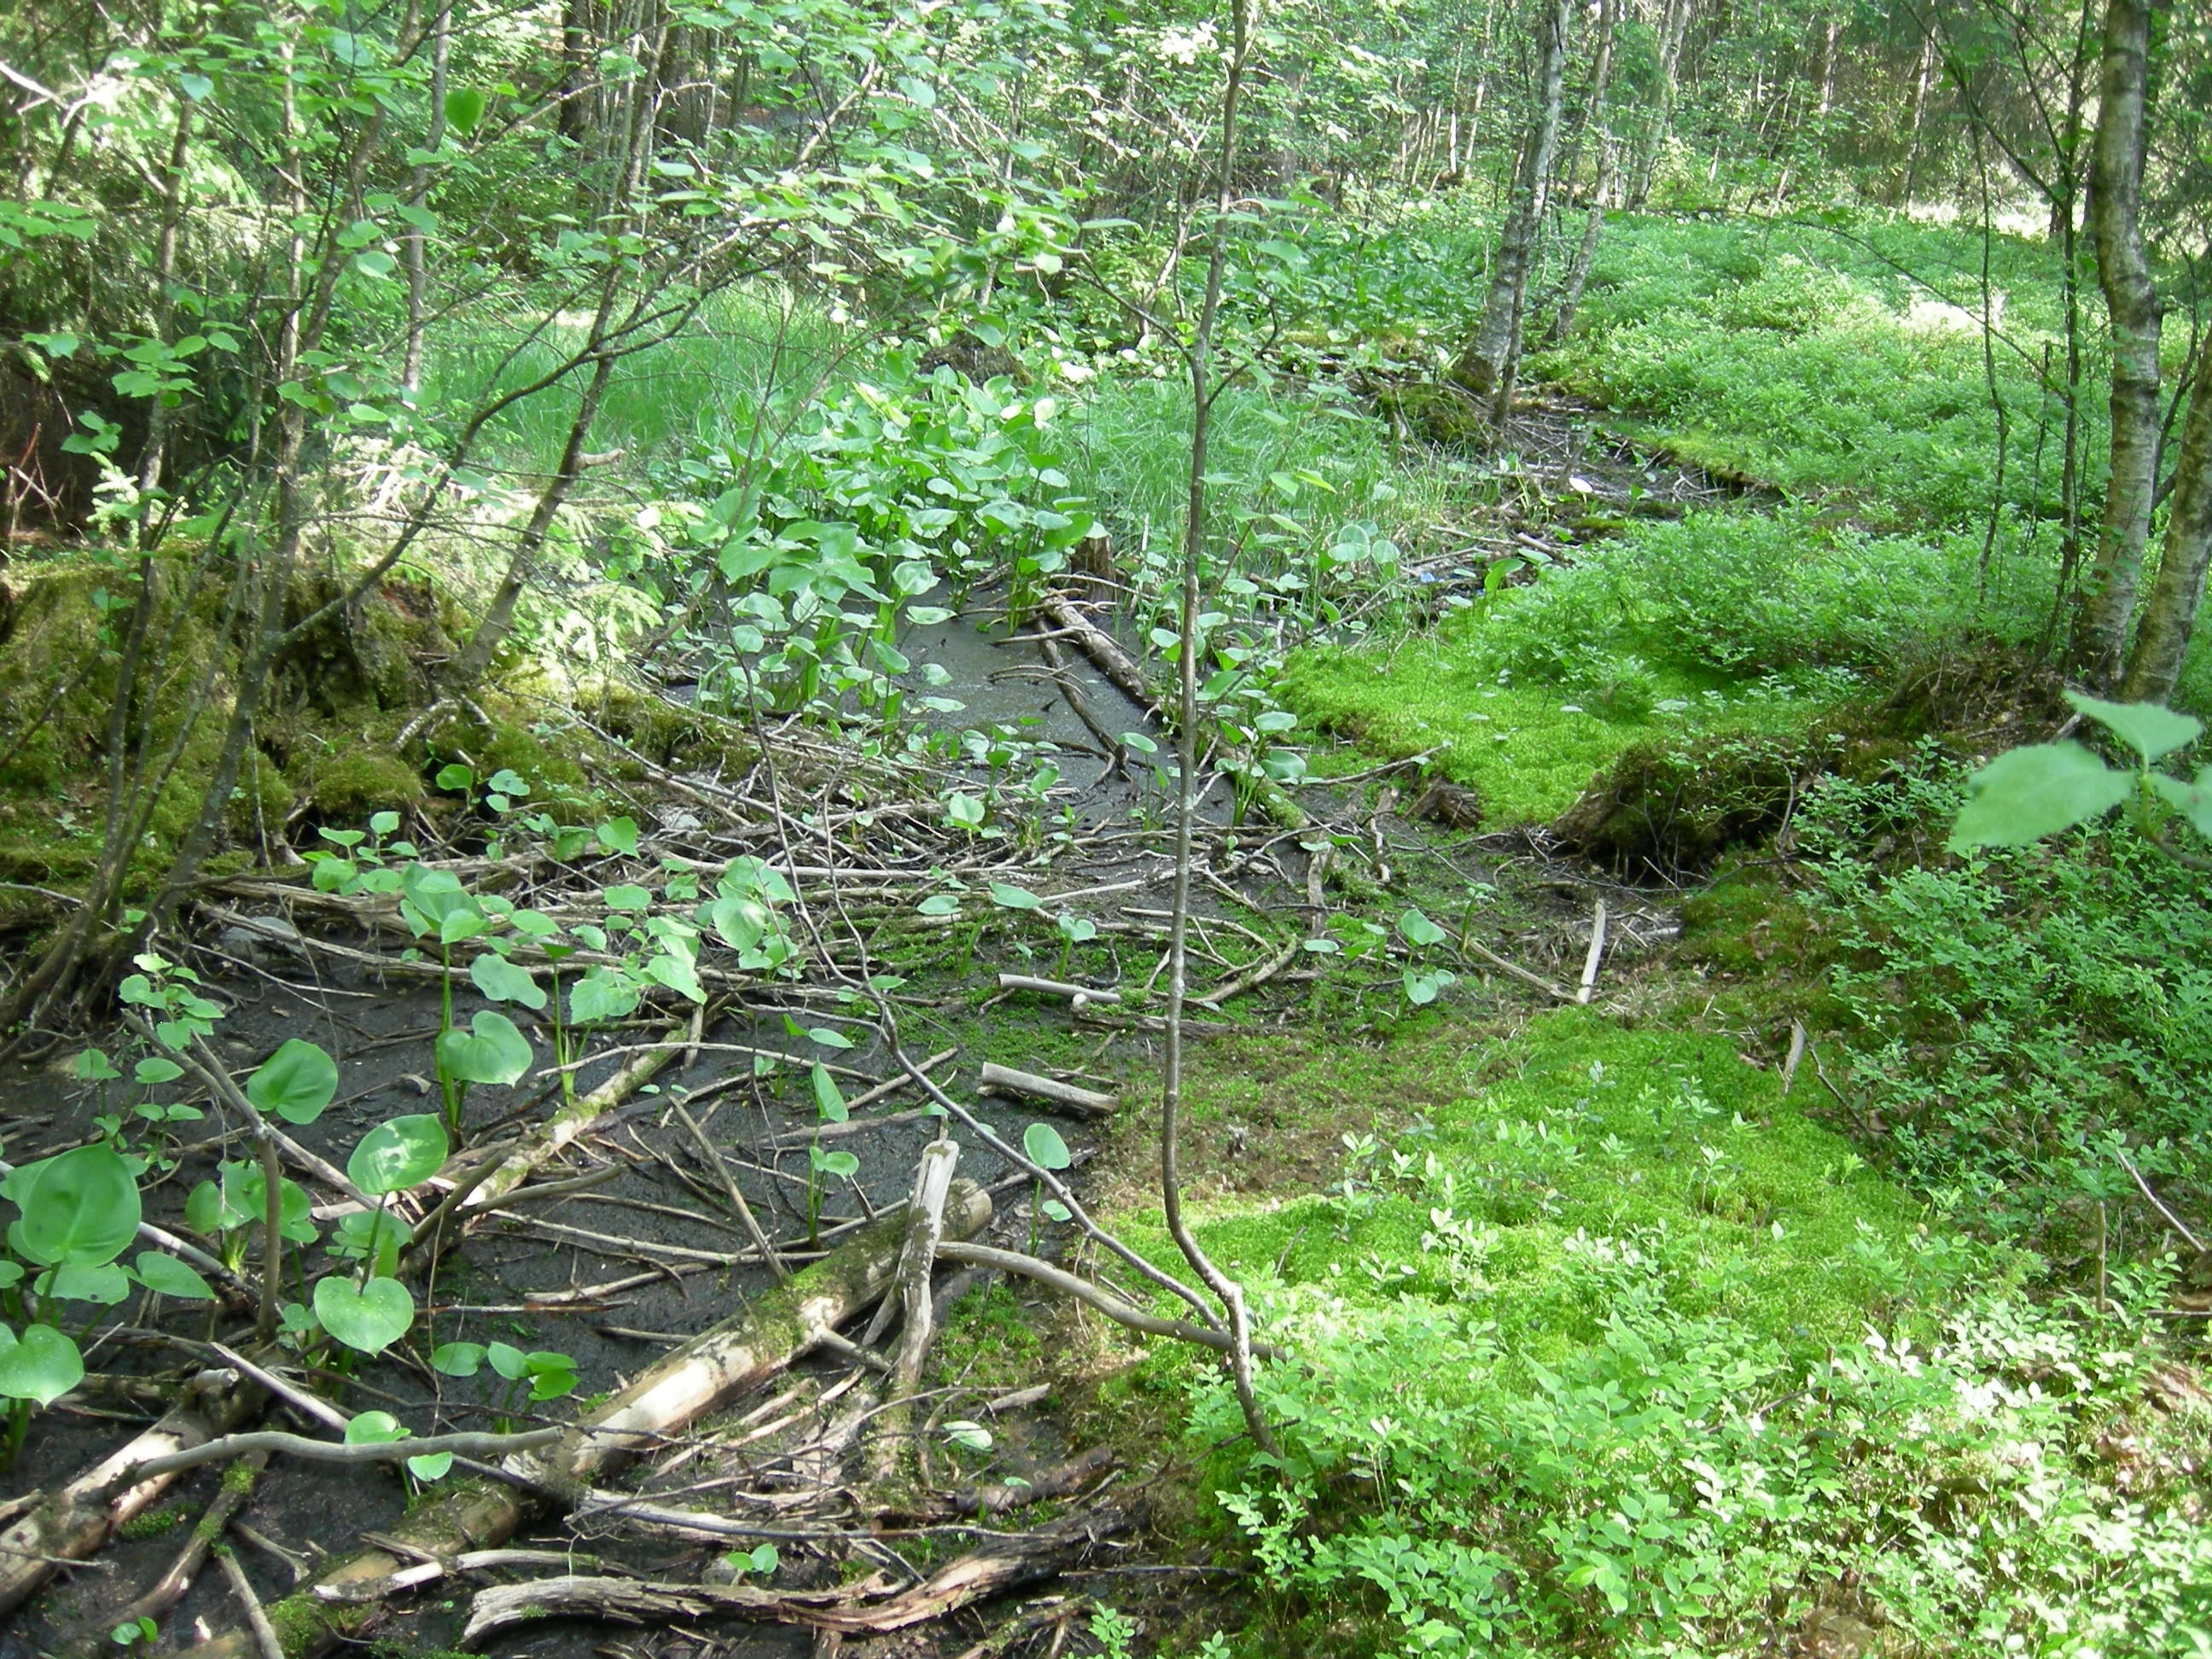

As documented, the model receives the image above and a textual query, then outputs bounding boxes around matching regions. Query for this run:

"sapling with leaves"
[1948,693,2211,862]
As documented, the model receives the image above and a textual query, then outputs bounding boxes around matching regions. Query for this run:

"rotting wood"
[940,1444,1116,1516]
[180,1182,992,1659]
[975,1063,1115,1121]
[0,1367,264,1617]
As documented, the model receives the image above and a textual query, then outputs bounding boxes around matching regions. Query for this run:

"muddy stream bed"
[0,571,1686,1658]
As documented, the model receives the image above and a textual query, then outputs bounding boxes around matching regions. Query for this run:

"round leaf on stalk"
[314,1275,415,1355]
[408,1452,454,1481]
[0,1324,84,1406]
[432,1341,487,1377]
[4,1144,141,1267]
[246,1039,339,1126]
[1022,1121,1072,1172]
[347,1114,449,1196]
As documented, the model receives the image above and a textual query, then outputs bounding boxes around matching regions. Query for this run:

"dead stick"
[932,1241,1273,1357]
[677,1102,788,1283]
[114,1427,562,1489]
[216,1544,286,1659]
[1576,899,1609,1004]
[1458,934,1577,1002]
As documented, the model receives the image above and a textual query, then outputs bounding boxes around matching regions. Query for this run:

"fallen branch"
[0,1367,263,1615]
[216,1543,286,1659]
[933,1240,1275,1357]
[112,1427,562,1491]
[995,975,1121,1005]
[460,1501,1138,1644]
[106,1450,271,1635]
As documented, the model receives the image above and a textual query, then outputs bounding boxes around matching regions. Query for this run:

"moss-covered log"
[181,1179,993,1659]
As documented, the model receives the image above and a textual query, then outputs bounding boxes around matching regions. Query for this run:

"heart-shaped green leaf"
[314,1275,415,1354]
[347,1115,449,1197]
[0,1323,84,1405]
[432,1340,486,1377]
[247,1039,339,1126]
[3,1144,140,1267]
[132,1250,215,1301]
[470,952,547,1010]
[43,1260,131,1304]
[344,1408,409,1446]
[435,1012,533,1088]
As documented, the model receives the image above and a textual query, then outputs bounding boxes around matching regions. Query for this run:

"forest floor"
[5,210,2212,1659]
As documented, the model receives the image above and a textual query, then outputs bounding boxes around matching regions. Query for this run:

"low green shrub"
[1800,748,2212,1239]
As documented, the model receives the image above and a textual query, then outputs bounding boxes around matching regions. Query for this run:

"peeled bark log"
[181,1180,992,1659]
[975,1064,1115,1121]
[0,1368,263,1617]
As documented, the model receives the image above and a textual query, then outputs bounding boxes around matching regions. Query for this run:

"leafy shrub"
[1467,504,2037,686]
[1799,749,2212,1236]
[1208,1278,2209,1658]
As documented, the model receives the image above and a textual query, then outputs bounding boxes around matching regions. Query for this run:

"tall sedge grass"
[1062,375,1462,568]
[418,285,859,477]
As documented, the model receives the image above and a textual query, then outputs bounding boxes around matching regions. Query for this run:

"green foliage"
[1948,693,2209,851]
[1804,748,2212,1234]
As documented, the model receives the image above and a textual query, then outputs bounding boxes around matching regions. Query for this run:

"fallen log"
[0,1367,263,1617]
[180,1179,994,1659]
[458,1500,1138,1646]
[975,1063,1115,1121]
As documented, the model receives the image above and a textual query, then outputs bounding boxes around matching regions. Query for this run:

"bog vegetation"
[1,0,2210,1654]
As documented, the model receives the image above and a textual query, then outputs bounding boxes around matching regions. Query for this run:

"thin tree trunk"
[1816,17,1838,119]
[403,1,451,392]
[1628,0,1689,207]
[2121,341,2212,702]
[2070,0,2161,686]
[1454,0,1570,413]
[1899,24,1936,205]
[1164,0,1277,1464]
[1547,0,1616,343]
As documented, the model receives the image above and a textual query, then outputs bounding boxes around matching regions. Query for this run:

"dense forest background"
[2,0,2212,1654]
